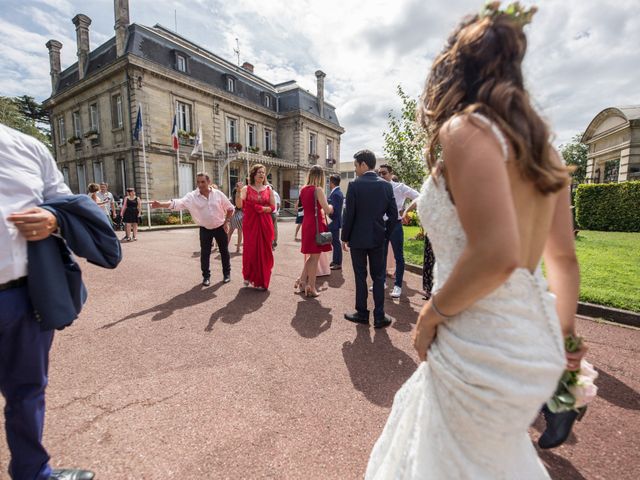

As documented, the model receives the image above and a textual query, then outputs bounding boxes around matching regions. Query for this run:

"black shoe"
[202,277,211,287]
[538,404,586,449]
[49,468,95,480]
[223,275,231,283]
[330,264,342,270]
[373,315,393,329]
[344,312,369,325]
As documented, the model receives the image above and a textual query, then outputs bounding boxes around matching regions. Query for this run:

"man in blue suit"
[341,150,399,328]
[327,174,344,270]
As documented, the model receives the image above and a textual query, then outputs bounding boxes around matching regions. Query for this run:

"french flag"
[171,114,179,151]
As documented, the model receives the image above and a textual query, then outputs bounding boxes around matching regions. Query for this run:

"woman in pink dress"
[296,165,334,297]
[240,164,275,289]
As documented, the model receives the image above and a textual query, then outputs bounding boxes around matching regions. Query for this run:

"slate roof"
[53,23,341,128]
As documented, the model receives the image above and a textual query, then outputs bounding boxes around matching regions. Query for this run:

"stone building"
[581,106,640,183]
[43,0,344,206]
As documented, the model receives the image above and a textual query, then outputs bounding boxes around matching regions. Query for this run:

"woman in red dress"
[241,164,276,289]
[296,165,334,297]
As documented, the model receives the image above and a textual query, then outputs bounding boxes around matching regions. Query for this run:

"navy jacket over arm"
[340,172,399,249]
[28,194,122,331]
[328,187,344,231]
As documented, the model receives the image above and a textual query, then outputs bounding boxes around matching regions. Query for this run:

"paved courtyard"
[1,223,638,479]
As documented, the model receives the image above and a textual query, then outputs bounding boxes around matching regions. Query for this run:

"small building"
[582,106,640,183]
[43,0,344,203]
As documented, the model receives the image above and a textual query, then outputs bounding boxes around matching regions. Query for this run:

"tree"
[560,133,588,185]
[382,85,427,190]
[0,96,51,150]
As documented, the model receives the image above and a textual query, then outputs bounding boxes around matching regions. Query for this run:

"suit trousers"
[330,226,342,265]
[200,225,231,279]
[0,285,54,480]
[350,245,386,320]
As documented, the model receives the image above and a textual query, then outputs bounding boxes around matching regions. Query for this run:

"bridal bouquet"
[547,335,598,413]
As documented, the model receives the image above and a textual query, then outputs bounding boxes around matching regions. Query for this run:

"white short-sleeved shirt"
[0,124,72,284]
[390,181,419,219]
[171,188,234,230]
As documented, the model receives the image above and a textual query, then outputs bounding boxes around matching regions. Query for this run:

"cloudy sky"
[1,0,638,159]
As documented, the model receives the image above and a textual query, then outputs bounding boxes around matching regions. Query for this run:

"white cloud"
[1,0,638,158]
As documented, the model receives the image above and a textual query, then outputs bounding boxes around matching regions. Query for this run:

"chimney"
[242,62,254,73]
[114,0,130,57]
[315,70,326,119]
[46,40,63,94]
[72,14,91,80]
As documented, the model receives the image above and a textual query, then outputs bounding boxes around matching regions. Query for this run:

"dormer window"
[227,77,236,92]
[176,54,186,72]
[264,95,271,108]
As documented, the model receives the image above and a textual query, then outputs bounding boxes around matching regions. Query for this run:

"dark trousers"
[350,245,386,320]
[0,285,54,480]
[200,225,230,279]
[384,224,405,288]
[330,226,342,265]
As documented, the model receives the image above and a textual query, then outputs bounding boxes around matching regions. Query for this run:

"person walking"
[121,187,141,241]
[341,150,398,328]
[327,174,344,270]
[151,172,234,286]
[296,165,334,297]
[97,182,116,226]
[228,181,244,253]
[1,123,108,480]
[365,4,586,478]
[240,164,276,289]
[377,164,419,298]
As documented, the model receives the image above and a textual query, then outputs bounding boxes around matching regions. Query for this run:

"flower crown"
[480,1,537,27]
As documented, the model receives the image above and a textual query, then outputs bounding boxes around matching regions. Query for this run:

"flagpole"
[175,106,180,199]
[200,123,205,173]
[140,103,151,229]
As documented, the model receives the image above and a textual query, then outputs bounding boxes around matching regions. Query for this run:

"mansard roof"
[53,23,341,128]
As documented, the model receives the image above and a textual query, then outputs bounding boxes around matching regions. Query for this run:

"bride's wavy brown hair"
[418,6,570,194]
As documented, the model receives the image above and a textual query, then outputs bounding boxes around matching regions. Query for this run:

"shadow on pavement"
[291,297,332,338]
[205,287,270,332]
[538,448,587,480]
[102,283,221,329]
[595,368,640,410]
[342,325,417,407]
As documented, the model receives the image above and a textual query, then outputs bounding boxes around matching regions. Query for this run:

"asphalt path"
[1,223,638,479]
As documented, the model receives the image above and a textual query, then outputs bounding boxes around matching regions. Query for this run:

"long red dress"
[242,185,275,289]
[300,185,332,254]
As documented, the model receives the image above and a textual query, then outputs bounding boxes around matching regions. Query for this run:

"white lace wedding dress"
[365,117,566,479]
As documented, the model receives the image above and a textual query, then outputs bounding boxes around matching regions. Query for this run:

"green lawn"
[403,226,640,312]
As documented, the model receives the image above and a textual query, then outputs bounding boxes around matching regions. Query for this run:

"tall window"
[176,54,186,72]
[309,133,317,155]
[176,101,192,132]
[57,116,66,143]
[77,164,87,193]
[264,129,272,151]
[93,161,104,183]
[62,167,70,186]
[326,139,333,160]
[89,103,99,132]
[227,118,238,143]
[72,111,81,138]
[118,159,126,196]
[111,95,123,128]
[227,77,235,92]
[247,123,256,148]
[230,167,239,188]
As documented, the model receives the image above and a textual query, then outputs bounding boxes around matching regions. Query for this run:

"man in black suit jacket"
[327,174,344,269]
[341,150,399,328]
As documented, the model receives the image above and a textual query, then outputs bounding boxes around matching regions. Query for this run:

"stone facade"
[582,106,640,183]
[43,0,344,204]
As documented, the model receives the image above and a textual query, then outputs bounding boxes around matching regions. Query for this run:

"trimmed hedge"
[575,181,640,232]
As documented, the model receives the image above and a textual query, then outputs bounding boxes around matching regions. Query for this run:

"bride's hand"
[412,301,441,361]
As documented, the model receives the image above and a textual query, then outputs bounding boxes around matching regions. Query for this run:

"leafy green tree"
[0,96,51,150]
[382,85,427,190]
[560,133,588,185]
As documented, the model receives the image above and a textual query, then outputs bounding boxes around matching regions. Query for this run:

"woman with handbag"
[296,165,334,297]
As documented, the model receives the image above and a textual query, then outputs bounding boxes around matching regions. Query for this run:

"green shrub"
[575,181,640,232]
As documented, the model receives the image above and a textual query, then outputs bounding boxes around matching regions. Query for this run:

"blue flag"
[133,106,142,141]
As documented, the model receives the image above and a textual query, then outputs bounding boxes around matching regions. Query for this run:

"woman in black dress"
[121,187,141,241]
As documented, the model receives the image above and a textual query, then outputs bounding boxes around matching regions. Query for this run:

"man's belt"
[0,276,27,292]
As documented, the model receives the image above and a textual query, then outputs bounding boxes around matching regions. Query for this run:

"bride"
[366,3,585,479]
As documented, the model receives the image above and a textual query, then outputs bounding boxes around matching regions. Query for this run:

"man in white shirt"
[378,164,419,298]
[97,182,116,226]
[151,173,234,286]
[1,124,95,480]
[271,188,281,249]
